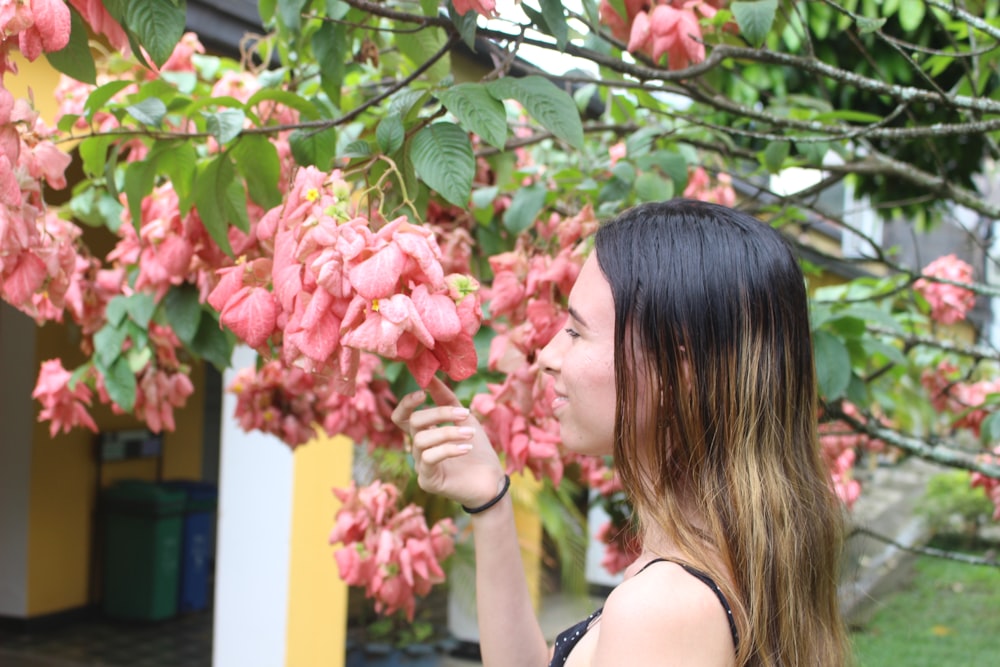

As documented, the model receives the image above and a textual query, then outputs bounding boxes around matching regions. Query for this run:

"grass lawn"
[851,538,1000,666]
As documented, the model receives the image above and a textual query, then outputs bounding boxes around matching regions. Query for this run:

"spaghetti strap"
[637,558,740,648]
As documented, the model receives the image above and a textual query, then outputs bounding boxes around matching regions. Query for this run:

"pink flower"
[596,520,641,575]
[451,0,497,18]
[67,0,129,51]
[330,481,455,621]
[914,254,975,325]
[32,359,98,437]
[16,0,71,61]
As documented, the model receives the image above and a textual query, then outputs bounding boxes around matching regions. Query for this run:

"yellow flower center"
[305,188,320,202]
[371,298,380,312]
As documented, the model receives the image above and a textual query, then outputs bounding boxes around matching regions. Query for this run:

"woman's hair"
[595,199,849,666]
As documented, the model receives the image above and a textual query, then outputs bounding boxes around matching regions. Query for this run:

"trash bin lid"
[103,480,186,516]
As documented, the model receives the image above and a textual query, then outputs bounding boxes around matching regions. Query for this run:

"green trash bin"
[102,480,186,621]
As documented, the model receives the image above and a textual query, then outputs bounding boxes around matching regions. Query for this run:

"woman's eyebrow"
[568,306,589,328]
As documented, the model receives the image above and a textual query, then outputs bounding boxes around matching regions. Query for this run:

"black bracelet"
[462,474,511,515]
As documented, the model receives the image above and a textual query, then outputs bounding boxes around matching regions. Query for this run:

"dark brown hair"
[595,199,849,666]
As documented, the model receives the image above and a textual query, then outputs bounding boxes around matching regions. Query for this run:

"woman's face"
[538,253,617,457]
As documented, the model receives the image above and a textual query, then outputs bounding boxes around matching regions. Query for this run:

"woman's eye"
[564,328,580,339]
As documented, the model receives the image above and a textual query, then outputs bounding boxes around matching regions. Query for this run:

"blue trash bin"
[162,480,217,613]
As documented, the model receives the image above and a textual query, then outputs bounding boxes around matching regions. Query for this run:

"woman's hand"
[392,376,506,509]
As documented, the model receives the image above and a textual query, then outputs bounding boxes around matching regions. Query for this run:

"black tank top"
[548,558,739,667]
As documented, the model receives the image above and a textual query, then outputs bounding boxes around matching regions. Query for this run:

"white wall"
[0,304,34,617]
[212,346,294,667]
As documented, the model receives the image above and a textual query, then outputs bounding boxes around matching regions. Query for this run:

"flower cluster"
[914,254,976,325]
[601,0,726,70]
[818,402,888,509]
[971,447,1000,521]
[211,167,483,394]
[0,90,76,323]
[921,361,1000,437]
[472,206,596,482]
[229,355,402,449]
[596,519,642,575]
[32,359,98,437]
[330,480,456,621]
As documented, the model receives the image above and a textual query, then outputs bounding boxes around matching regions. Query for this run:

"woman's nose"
[537,330,564,374]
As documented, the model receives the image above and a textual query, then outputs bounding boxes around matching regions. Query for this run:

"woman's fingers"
[390,389,426,432]
[427,376,461,407]
[411,425,474,456]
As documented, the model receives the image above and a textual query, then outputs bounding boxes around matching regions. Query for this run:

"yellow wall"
[285,434,353,667]
[27,319,206,616]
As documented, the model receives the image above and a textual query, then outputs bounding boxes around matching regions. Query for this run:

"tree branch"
[827,404,1000,479]
[849,526,1000,568]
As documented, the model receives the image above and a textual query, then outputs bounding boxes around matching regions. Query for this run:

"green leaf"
[124,159,157,233]
[79,136,114,179]
[193,155,237,256]
[397,26,451,84]
[762,140,790,173]
[410,122,475,207]
[45,6,96,84]
[163,284,203,345]
[106,296,128,328]
[813,329,852,400]
[289,126,338,169]
[981,411,1000,445]
[70,186,124,230]
[192,311,235,370]
[224,178,251,233]
[232,135,283,210]
[126,346,153,374]
[245,89,321,120]
[731,0,778,48]
[897,0,925,32]
[278,0,307,31]
[855,15,886,34]
[503,182,547,234]
[103,356,137,413]
[439,83,508,150]
[84,80,131,119]
[126,97,167,127]
[93,323,127,368]
[634,171,673,203]
[486,76,583,149]
[124,0,187,68]
[341,140,374,159]
[204,109,246,145]
[522,2,568,51]
[155,142,198,213]
[313,20,347,107]
[376,114,406,155]
[125,293,157,328]
[448,0,479,51]
[539,0,570,50]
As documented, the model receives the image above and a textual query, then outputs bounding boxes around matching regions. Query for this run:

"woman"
[392,199,850,666]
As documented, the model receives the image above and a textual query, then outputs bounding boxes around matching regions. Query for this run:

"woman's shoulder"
[593,560,735,666]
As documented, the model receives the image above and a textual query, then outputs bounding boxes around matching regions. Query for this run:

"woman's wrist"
[462,474,511,515]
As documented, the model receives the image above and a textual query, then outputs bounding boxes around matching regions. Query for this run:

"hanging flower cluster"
[211,166,483,395]
[230,355,402,450]
[472,206,597,482]
[595,518,642,575]
[971,446,1000,520]
[330,480,456,621]
[921,361,1000,437]
[32,359,98,437]
[601,0,727,70]
[818,402,889,509]
[914,254,976,325]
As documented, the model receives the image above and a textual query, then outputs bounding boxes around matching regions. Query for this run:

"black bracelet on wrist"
[462,474,511,515]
